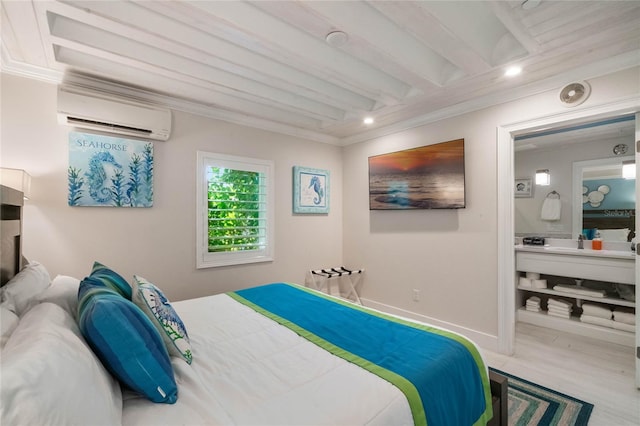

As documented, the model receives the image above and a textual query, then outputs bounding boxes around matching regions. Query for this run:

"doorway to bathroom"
[496,99,640,386]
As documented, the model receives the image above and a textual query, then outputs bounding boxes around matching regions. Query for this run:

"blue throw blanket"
[229,283,492,426]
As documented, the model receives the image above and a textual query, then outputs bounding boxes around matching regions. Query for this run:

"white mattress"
[122,293,413,425]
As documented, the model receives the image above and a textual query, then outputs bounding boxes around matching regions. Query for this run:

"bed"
[0,184,506,426]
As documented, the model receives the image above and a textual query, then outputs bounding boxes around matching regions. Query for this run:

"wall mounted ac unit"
[57,86,172,141]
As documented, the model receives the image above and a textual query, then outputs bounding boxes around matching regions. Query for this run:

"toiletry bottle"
[592,230,602,250]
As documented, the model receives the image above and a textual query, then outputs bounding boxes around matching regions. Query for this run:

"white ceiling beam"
[301,1,461,87]
[417,1,526,67]
[367,1,492,77]
[48,14,347,121]
[1,0,48,66]
[185,0,410,102]
[534,3,640,45]
[486,1,541,54]
[57,0,377,113]
[249,0,439,94]
[54,45,327,130]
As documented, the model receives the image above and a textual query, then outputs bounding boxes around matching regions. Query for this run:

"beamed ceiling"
[2,0,640,144]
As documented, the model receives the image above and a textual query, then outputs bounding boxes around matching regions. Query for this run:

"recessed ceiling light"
[363,117,374,125]
[505,66,522,77]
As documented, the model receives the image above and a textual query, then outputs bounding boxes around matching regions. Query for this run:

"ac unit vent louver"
[57,86,171,141]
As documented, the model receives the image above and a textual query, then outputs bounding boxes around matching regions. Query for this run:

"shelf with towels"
[517,285,635,308]
[517,308,635,347]
[515,248,635,347]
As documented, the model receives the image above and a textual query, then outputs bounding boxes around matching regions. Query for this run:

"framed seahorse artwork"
[293,166,329,214]
[68,132,153,207]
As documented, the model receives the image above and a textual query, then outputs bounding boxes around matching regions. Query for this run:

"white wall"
[2,67,638,348]
[0,73,343,301]
[342,67,639,346]
[514,135,633,238]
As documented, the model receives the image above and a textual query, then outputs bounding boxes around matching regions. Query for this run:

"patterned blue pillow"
[89,262,132,299]
[132,276,193,364]
[78,278,178,404]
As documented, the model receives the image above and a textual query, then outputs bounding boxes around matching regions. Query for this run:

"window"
[196,151,274,268]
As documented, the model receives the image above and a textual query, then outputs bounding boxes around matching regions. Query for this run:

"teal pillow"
[78,278,177,404]
[89,262,132,299]
[132,276,192,364]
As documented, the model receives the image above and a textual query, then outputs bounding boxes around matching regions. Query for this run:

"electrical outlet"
[412,289,420,302]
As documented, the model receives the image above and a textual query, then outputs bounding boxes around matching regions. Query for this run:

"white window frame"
[196,151,274,268]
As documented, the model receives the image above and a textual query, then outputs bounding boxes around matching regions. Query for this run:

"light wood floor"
[481,322,639,426]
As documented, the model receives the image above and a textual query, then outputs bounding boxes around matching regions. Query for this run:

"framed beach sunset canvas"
[368,139,465,210]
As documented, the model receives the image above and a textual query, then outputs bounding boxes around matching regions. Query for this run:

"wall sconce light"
[0,168,32,199]
[622,160,636,180]
[535,169,550,186]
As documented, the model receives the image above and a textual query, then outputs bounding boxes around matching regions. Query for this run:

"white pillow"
[36,275,81,318]
[0,261,51,316]
[597,228,630,242]
[0,303,19,349]
[1,303,123,425]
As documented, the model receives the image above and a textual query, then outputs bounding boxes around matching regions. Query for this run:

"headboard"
[1,185,24,286]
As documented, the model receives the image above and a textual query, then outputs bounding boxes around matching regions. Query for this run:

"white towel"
[519,277,532,287]
[532,279,547,289]
[612,310,636,325]
[541,197,561,221]
[582,303,612,319]
[611,321,635,333]
[580,315,614,328]
[548,306,572,315]
[548,311,571,319]
[549,304,572,312]
[548,298,572,308]
[553,285,606,298]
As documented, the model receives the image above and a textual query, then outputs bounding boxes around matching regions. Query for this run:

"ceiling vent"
[57,86,172,141]
[558,81,591,108]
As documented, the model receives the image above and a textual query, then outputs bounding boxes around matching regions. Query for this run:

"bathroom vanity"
[515,242,635,347]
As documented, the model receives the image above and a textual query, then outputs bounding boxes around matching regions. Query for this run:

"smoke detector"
[558,81,591,107]
[326,31,348,47]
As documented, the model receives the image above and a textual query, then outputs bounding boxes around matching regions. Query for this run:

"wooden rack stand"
[308,267,364,304]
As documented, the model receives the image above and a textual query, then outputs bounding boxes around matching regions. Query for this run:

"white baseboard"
[360,297,499,352]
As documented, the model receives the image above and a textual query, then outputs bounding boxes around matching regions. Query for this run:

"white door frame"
[635,112,640,388]
[497,96,640,355]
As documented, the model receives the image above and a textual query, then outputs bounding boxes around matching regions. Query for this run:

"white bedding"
[122,293,413,425]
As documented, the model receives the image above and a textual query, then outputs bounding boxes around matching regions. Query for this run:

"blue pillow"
[89,262,132,299]
[78,278,177,404]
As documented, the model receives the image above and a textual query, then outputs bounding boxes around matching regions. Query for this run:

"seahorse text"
[76,140,128,151]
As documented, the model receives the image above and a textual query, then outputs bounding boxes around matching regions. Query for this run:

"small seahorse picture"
[293,166,330,214]
[68,132,154,207]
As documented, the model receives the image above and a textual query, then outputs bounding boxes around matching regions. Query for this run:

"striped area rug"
[489,368,593,426]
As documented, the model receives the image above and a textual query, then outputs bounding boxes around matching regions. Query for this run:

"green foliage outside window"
[207,167,264,252]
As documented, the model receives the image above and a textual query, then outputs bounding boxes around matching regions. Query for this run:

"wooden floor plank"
[481,323,639,425]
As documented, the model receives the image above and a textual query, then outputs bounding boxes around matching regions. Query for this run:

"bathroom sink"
[542,246,576,251]
[515,244,633,259]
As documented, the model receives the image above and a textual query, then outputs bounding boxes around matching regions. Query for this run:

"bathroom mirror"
[572,155,635,241]
[514,115,635,239]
